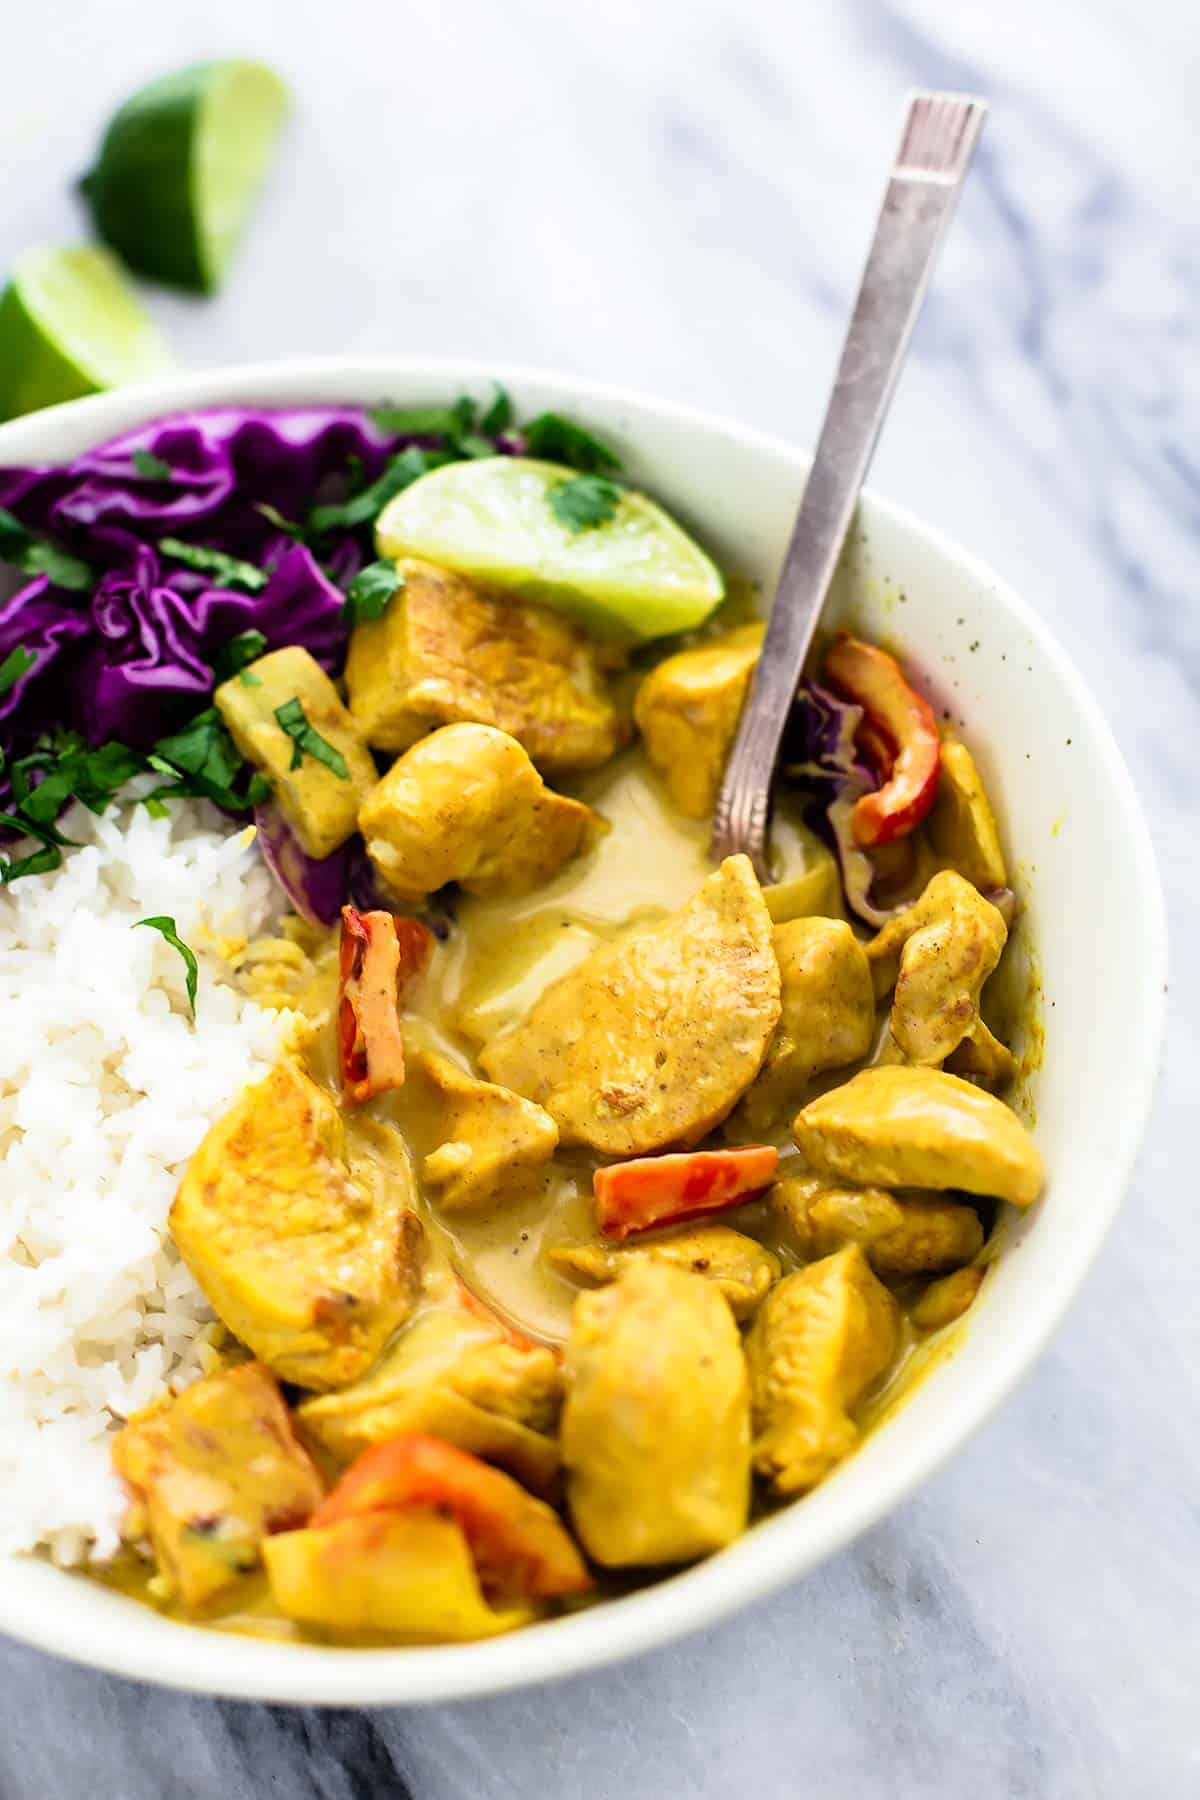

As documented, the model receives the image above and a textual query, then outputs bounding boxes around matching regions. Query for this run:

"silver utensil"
[711,90,987,878]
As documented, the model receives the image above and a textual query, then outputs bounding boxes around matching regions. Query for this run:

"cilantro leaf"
[0,808,78,849]
[345,560,404,628]
[273,698,350,779]
[370,398,477,439]
[1,845,61,884]
[481,384,513,435]
[158,537,268,594]
[152,710,266,811]
[0,508,91,592]
[133,916,199,1017]
[308,446,450,535]
[523,413,621,474]
[14,736,143,824]
[131,449,172,480]
[548,474,623,534]
[0,645,37,696]
[212,629,267,684]
[254,502,309,543]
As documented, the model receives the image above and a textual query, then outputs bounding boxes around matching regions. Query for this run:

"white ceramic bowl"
[0,358,1166,1705]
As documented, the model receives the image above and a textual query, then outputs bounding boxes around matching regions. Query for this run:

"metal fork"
[710,91,987,878]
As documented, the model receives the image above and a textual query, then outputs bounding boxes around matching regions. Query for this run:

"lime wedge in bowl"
[0,246,172,422]
[81,61,290,294]
[376,457,725,640]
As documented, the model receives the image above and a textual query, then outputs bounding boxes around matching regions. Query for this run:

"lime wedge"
[376,458,725,640]
[0,245,172,422]
[81,61,289,294]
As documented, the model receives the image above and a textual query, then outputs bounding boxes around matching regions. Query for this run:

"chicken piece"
[550,1225,780,1321]
[170,1059,424,1390]
[481,855,781,1155]
[632,623,764,819]
[745,1246,900,1495]
[891,881,1008,1067]
[928,739,1008,892]
[866,869,1005,1002]
[112,1362,323,1612]
[769,1175,984,1277]
[562,1261,750,1565]
[911,1264,986,1331]
[792,1066,1043,1208]
[359,723,596,904]
[298,1305,562,1491]
[265,1510,533,1640]
[345,557,624,770]
[405,1048,559,1213]
[740,918,875,1131]
[214,646,377,859]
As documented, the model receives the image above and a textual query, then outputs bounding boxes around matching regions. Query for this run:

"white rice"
[0,789,295,1564]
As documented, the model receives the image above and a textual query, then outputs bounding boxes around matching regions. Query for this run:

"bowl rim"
[0,355,1168,1706]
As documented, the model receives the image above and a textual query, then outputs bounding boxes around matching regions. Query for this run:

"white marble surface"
[2,0,1197,1793]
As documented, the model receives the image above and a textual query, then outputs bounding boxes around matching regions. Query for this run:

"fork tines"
[895,91,988,182]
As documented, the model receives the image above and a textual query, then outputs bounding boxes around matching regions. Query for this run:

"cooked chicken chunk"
[405,1048,559,1213]
[298,1305,562,1491]
[214,646,377,859]
[867,869,1005,1002]
[633,623,764,818]
[945,1018,1017,1087]
[769,1175,984,1277]
[481,855,781,1155]
[928,739,1008,892]
[562,1262,750,1565]
[745,1246,900,1495]
[550,1224,780,1321]
[359,723,596,904]
[345,558,624,769]
[792,1066,1043,1208]
[741,917,874,1130]
[170,1059,424,1389]
[911,1265,986,1331]
[113,1362,323,1611]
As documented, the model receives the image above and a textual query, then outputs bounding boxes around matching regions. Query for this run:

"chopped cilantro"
[273,697,350,779]
[481,384,513,435]
[254,502,309,542]
[158,537,268,594]
[152,710,268,811]
[345,560,404,628]
[0,508,91,592]
[212,629,267,684]
[133,916,199,1017]
[131,449,172,480]
[0,645,36,696]
[308,446,451,535]
[549,474,623,533]
[13,735,143,824]
[1,845,61,884]
[370,398,477,439]
[523,413,621,474]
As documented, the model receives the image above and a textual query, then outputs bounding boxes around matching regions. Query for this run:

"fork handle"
[711,92,987,878]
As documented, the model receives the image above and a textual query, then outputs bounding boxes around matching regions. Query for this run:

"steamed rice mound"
[0,792,294,1564]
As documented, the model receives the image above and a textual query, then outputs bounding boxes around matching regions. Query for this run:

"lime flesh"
[376,457,725,640]
[81,61,289,293]
[0,245,172,422]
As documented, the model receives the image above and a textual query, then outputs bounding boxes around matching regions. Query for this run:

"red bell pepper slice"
[311,1434,591,1598]
[594,1144,779,1240]
[823,634,941,847]
[337,906,433,1106]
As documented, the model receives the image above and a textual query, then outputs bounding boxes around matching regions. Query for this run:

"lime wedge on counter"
[375,457,725,640]
[81,61,290,294]
[0,246,172,422]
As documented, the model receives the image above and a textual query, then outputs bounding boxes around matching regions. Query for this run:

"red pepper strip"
[594,1145,779,1240]
[823,634,941,848]
[311,1434,591,1598]
[337,906,433,1106]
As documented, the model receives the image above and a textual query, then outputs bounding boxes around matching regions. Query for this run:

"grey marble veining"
[0,0,1197,1794]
